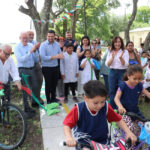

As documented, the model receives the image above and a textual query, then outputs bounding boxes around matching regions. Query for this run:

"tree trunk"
[70,0,79,39]
[83,0,87,36]
[63,20,68,38]
[19,0,53,42]
[144,32,150,51]
[125,0,138,43]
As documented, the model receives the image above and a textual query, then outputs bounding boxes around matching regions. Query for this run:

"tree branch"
[19,6,30,16]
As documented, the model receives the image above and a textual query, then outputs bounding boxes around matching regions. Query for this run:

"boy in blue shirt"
[63,80,137,149]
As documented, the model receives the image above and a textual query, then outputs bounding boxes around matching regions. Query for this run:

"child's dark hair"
[123,64,143,81]
[83,80,107,98]
[66,43,74,48]
[84,49,91,55]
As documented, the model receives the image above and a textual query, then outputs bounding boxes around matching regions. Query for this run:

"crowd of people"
[1,29,150,149]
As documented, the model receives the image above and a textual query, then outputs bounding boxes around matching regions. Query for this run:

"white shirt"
[141,57,147,67]
[60,52,79,83]
[80,58,96,84]
[143,69,150,89]
[0,56,20,84]
[105,49,129,69]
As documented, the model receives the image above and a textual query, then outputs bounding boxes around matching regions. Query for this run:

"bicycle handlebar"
[125,112,149,122]
[62,141,92,149]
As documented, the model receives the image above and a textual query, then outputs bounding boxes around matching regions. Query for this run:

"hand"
[57,53,64,59]
[34,42,41,49]
[90,63,95,68]
[126,132,137,145]
[61,75,65,79]
[76,73,79,77]
[31,43,40,53]
[74,41,77,46]
[66,137,76,147]
[118,106,126,115]
[120,51,124,59]
[112,51,115,58]
[15,81,22,91]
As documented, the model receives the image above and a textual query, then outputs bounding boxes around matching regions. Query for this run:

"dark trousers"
[103,74,109,93]
[108,69,126,109]
[32,63,43,102]
[94,69,100,80]
[42,67,59,102]
[64,82,77,98]
[19,68,38,111]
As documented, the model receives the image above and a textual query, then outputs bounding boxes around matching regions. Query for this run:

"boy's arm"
[114,90,126,114]
[116,119,137,145]
[64,126,76,147]
[63,105,78,147]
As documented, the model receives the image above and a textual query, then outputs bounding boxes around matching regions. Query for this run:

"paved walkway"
[40,82,78,150]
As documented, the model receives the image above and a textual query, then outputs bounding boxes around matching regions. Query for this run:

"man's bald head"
[27,30,34,42]
[20,32,29,46]
[0,44,12,62]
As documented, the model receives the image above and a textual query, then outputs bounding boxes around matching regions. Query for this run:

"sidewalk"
[40,82,77,150]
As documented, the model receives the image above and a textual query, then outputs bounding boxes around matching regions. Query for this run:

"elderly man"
[27,30,43,107]
[40,30,64,104]
[0,44,21,92]
[14,32,40,118]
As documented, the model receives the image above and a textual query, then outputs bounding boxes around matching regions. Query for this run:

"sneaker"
[25,108,36,114]
[24,112,35,119]
[73,96,79,103]
[31,102,39,107]
[64,98,68,103]
[52,98,61,103]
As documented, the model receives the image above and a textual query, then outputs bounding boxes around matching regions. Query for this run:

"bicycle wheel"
[0,103,27,150]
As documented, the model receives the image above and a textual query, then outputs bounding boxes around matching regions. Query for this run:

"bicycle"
[112,112,150,150]
[63,137,127,150]
[0,84,27,150]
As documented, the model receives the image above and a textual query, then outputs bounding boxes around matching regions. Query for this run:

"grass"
[0,87,43,150]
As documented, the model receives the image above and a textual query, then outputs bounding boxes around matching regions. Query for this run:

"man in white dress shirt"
[0,44,21,123]
[0,44,21,90]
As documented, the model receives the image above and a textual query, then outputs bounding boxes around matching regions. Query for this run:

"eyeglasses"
[3,51,11,57]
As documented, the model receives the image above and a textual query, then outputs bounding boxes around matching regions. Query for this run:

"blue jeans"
[103,74,109,93]
[108,69,126,109]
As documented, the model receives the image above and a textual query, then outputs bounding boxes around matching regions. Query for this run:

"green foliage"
[129,6,150,29]
[108,15,126,39]
[135,6,150,23]
[51,0,120,43]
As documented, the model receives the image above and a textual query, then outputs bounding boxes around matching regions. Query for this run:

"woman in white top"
[105,36,129,109]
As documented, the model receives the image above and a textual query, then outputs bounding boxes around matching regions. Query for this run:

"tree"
[125,0,138,43]
[144,32,150,51]
[109,15,127,39]
[135,6,150,23]
[19,0,67,42]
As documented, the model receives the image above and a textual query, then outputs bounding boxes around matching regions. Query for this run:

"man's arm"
[9,57,21,90]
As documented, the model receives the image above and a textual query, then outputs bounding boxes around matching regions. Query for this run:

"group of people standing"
[1,28,150,120]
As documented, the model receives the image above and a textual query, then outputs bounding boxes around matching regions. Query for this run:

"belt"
[19,66,35,70]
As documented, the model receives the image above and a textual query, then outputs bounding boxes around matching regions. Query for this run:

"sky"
[0,0,149,43]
